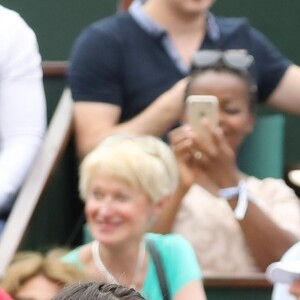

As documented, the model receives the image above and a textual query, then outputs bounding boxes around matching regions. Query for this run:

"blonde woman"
[63,134,206,300]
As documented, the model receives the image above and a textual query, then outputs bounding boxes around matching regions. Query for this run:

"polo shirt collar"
[129,0,165,38]
[129,0,220,41]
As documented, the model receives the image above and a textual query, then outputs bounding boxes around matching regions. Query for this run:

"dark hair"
[186,61,258,113]
[52,282,146,300]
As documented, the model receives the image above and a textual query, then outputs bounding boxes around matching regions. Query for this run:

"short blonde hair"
[79,134,178,204]
[0,249,86,298]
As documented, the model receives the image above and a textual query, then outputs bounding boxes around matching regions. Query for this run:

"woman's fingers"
[169,126,195,160]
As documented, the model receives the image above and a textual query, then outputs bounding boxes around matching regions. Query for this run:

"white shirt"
[272,242,300,300]
[0,5,46,214]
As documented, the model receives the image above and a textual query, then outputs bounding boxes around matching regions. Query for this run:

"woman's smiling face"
[85,169,155,247]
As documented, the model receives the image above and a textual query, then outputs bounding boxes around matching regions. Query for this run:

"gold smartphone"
[185,95,219,139]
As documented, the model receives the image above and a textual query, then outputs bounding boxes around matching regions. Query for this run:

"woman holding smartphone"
[63,134,206,300]
[153,50,300,275]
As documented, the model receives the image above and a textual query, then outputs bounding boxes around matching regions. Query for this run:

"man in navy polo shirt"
[68,0,300,158]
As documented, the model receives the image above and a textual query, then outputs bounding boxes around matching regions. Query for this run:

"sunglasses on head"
[192,49,254,73]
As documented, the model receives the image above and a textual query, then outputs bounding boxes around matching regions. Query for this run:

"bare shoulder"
[79,242,93,265]
[173,280,206,300]
[79,242,107,281]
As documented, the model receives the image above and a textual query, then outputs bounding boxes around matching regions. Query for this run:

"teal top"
[63,233,202,300]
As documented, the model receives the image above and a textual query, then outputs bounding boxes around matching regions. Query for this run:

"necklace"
[92,240,145,289]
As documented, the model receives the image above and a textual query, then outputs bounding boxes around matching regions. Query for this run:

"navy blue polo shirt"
[68,10,291,123]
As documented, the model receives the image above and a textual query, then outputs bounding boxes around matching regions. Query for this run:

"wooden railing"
[204,274,272,300]
[118,0,134,11]
[0,83,73,279]
[204,273,271,288]
[42,61,68,77]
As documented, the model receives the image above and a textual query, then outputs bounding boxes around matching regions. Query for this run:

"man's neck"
[143,0,207,35]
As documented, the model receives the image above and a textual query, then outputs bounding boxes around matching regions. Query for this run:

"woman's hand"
[169,125,202,190]
[188,120,241,189]
[170,121,241,191]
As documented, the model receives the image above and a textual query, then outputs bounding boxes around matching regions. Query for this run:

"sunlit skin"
[15,274,60,300]
[289,279,300,299]
[85,170,158,248]
[187,70,255,153]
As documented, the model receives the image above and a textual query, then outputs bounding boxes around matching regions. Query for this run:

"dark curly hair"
[51,282,146,300]
[186,60,258,114]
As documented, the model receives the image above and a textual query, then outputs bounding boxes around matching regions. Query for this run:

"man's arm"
[0,11,46,212]
[267,65,300,114]
[74,78,187,158]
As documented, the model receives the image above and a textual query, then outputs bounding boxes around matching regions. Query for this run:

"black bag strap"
[147,239,170,300]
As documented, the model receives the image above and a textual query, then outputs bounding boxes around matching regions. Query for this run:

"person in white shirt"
[268,241,300,300]
[0,5,46,232]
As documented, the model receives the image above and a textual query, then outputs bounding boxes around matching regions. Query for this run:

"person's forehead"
[15,274,60,300]
[190,70,247,88]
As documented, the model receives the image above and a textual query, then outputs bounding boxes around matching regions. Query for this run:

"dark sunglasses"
[192,49,254,72]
